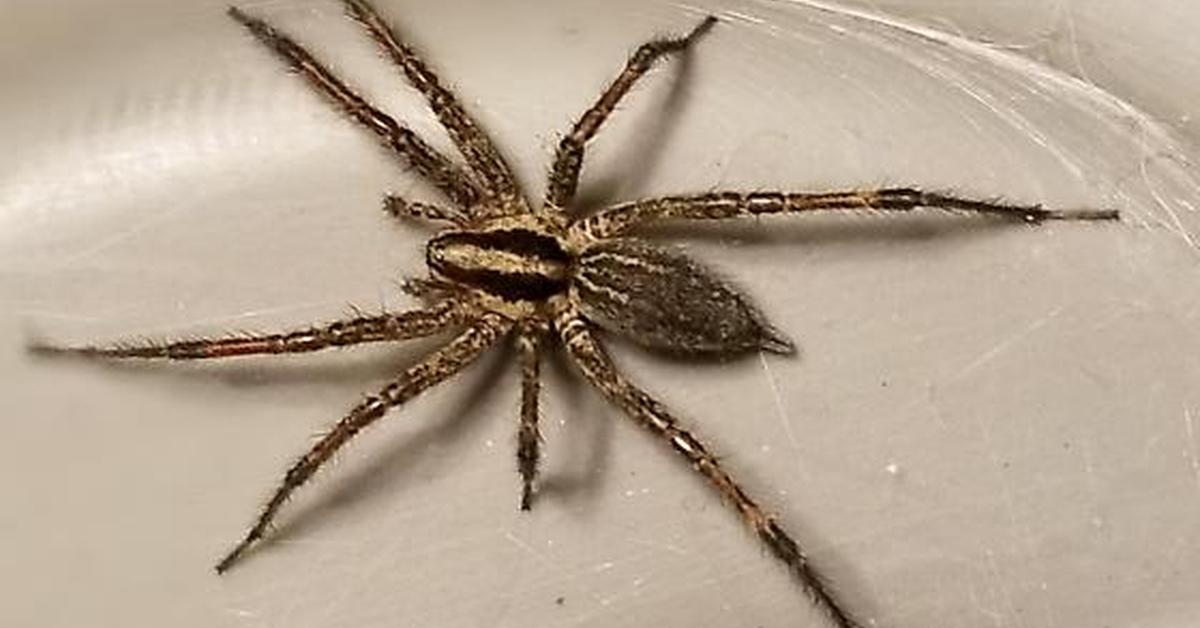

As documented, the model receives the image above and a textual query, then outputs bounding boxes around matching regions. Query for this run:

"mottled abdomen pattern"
[574,239,794,355]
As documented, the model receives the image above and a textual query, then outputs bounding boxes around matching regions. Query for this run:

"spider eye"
[427,240,446,262]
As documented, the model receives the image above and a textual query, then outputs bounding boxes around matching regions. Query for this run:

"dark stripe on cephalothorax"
[431,229,570,263]
[435,266,567,301]
[426,228,572,301]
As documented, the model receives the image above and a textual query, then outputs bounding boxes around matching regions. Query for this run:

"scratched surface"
[2,1,1199,627]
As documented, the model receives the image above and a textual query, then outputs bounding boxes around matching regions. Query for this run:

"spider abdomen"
[574,239,795,355]
[426,227,571,301]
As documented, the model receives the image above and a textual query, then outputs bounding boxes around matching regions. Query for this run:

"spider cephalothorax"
[33,2,1118,627]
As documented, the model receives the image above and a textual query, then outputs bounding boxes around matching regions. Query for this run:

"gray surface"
[3,1,1199,627]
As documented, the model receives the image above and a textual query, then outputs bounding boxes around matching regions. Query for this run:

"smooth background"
[3,1,1199,627]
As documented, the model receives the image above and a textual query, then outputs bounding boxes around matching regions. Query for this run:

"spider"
[32,2,1120,627]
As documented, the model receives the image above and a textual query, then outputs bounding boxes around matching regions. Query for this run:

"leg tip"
[227,6,264,31]
[1042,208,1121,222]
[26,341,61,357]
[26,341,95,359]
[215,550,241,575]
[690,15,719,39]
[215,536,257,574]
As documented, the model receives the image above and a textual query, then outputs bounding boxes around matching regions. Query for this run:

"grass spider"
[31,1,1119,626]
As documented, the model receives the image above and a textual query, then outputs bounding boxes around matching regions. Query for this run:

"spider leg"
[228,7,483,209]
[29,302,461,360]
[216,313,510,573]
[516,322,545,510]
[400,276,460,303]
[543,16,718,211]
[340,0,526,214]
[384,193,467,226]
[573,187,1120,240]
[554,307,865,628]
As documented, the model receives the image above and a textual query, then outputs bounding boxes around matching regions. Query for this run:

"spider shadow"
[571,32,701,216]
[535,333,881,617]
[576,337,882,621]
[259,340,514,553]
[30,328,623,551]
[259,335,625,552]
[531,344,615,515]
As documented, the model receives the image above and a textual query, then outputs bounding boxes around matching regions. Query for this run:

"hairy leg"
[516,323,544,510]
[544,16,717,211]
[340,0,525,212]
[216,313,510,572]
[384,193,467,226]
[572,187,1120,240]
[554,308,863,628]
[400,277,462,304]
[229,7,482,208]
[29,302,461,360]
